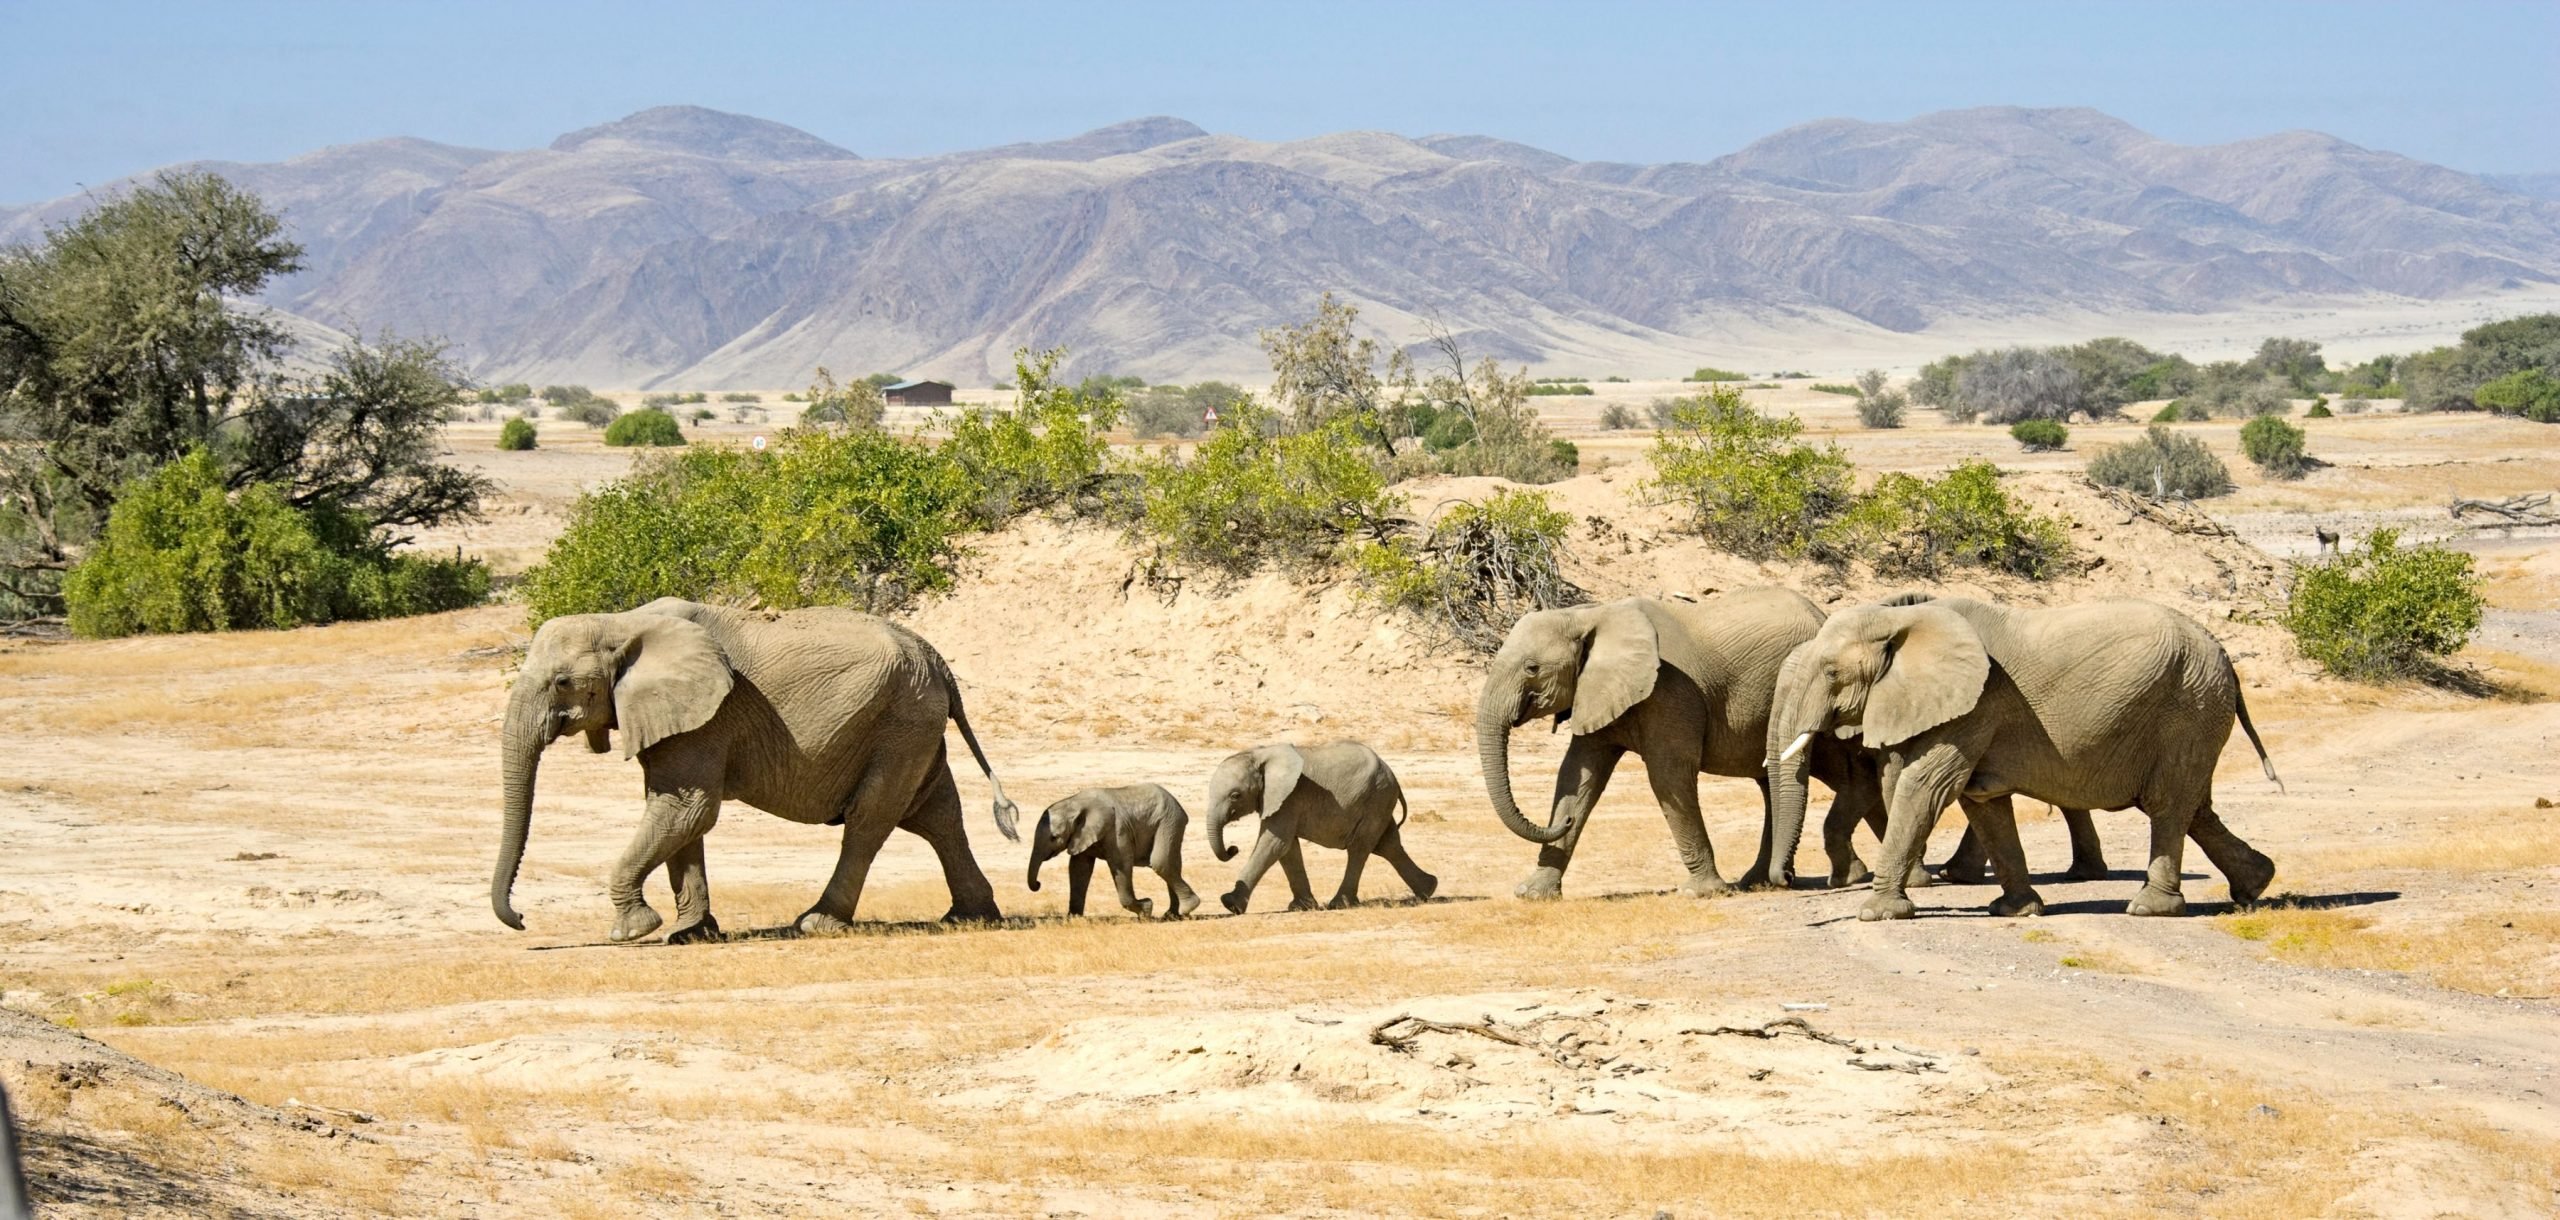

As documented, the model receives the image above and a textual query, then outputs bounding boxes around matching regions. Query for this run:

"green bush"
[2474,368,2560,422]
[1133,406,1403,579]
[1825,461,2069,580]
[940,347,1122,526]
[497,417,537,450]
[2009,419,2068,451]
[689,407,715,423]
[604,408,686,447]
[1684,367,1747,382]
[720,391,762,403]
[2240,414,2310,478]
[1644,385,1854,558]
[562,398,621,428]
[1353,489,1582,652]
[1598,403,1640,430]
[2304,402,2334,418]
[801,367,884,429]
[2153,402,2186,423]
[2284,529,2482,680]
[2339,397,2372,414]
[1856,391,1908,428]
[64,451,487,637]
[1809,383,1860,396]
[2086,425,2234,498]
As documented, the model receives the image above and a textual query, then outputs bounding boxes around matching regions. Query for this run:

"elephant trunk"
[1026,816,1056,891]
[1479,684,1572,845]
[1209,802,1240,863]
[1761,673,1825,887]
[491,678,549,930]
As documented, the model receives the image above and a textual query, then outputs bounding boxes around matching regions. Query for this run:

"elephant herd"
[491,588,2280,943]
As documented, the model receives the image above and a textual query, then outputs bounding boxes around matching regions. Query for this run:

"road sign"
[752,435,767,451]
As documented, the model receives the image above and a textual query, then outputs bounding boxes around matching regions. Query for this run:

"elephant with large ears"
[1763,594,2279,921]
[1207,742,1435,913]
[1027,784,1200,919]
[492,599,1020,943]
[1477,589,1893,899]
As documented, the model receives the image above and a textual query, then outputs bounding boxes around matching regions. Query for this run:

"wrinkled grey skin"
[1764,595,2279,922]
[1027,784,1200,920]
[1935,808,2110,884]
[1475,589,1894,899]
[1207,742,1435,913]
[492,599,1020,944]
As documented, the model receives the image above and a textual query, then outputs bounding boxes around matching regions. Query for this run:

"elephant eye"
[553,674,572,688]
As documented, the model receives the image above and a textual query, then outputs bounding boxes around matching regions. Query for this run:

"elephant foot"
[1173,890,1201,919]
[1324,893,1358,911]
[942,901,1003,924]
[1514,868,1565,901]
[2063,859,2112,883]
[2126,886,2187,917]
[1932,855,1991,886]
[2223,851,2277,905]
[610,904,664,944]
[1905,862,1934,890]
[1735,864,1772,890]
[1219,887,1249,916]
[1858,894,1919,922]
[796,909,855,937]
[1287,896,1321,913]
[1987,890,2046,918]
[1128,897,1157,919]
[665,914,724,946]
[1828,859,1871,889]
[1408,873,1438,902]
[1679,874,1734,899]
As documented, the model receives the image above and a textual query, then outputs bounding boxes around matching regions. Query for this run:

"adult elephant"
[1762,595,2279,921]
[1477,589,1890,900]
[491,598,1020,943]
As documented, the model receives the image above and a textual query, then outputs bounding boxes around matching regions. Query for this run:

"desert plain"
[3,376,2557,1218]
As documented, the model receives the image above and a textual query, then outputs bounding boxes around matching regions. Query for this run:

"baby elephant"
[1027,785,1201,919]
[1207,742,1436,913]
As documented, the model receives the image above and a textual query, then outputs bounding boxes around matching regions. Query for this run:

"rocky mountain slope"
[7,104,2557,385]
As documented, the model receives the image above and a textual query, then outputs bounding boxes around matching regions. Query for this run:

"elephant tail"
[2230,661,2283,794]
[921,636,1021,842]
[1392,784,1410,828]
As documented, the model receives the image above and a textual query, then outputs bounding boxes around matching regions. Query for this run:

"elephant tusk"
[1778,731,1813,762]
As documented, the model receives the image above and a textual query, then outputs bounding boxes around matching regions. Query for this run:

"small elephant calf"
[1207,741,1437,913]
[1027,785,1201,919]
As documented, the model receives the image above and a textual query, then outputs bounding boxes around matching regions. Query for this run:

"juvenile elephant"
[492,599,1020,943]
[1477,589,1890,899]
[1207,742,1435,913]
[1763,595,2279,921]
[1026,784,1200,920]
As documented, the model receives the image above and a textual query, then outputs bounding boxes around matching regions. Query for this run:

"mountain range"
[7,104,2558,386]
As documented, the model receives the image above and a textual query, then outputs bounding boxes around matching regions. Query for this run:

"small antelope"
[2312,526,2341,557]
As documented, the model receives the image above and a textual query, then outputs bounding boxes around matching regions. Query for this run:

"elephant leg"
[1067,853,1096,917]
[1152,824,1200,919]
[1935,825,1992,885]
[609,761,722,943]
[2127,801,2198,917]
[895,755,1001,923]
[1739,775,1782,889]
[1109,858,1153,918]
[2187,806,2276,904]
[1517,735,1623,900]
[1861,750,1965,922]
[2062,807,2110,881]
[1329,837,1370,910]
[1374,825,1437,901]
[801,746,938,934]
[1825,770,1893,889]
[1278,839,1319,912]
[662,838,723,945]
[1961,796,2044,917]
[1640,742,1726,897]
[1221,827,1292,915]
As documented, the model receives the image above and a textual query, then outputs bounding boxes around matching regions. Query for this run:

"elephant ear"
[1258,745,1306,822]
[611,614,734,759]
[1860,605,1990,749]
[1570,602,1659,734]
[1065,802,1105,855]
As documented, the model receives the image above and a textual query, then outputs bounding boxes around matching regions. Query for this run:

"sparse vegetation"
[2086,425,2234,499]
[2009,419,2068,451]
[720,391,762,404]
[2304,401,2334,418]
[641,391,708,408]
[2284,528,2483,681]
[1684,367,1747,382]
[1353,489,1583,652]
[2473,368,2560,422]
[1525,382,1593,396]
[474,382,533,405]
[562,397,621,428]
[1824,460,2070,580]
[603,408,686,447]
[800,367,885,430]
[497,418,537,450]
[1808,383,1860,396]
[1852,370,1908,428]
[1126,381,1246,439]
[1644,385,1854,558]
[941,347,1123,526]
[1133,403,1403,579]
[2240,414,2310,478]
[1598,403,1641,430]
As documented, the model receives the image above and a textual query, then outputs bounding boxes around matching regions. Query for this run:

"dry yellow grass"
[2217,906,2560,997]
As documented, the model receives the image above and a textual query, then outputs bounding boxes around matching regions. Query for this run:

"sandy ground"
[4,388,2558,1217]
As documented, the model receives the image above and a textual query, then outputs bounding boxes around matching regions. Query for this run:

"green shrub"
[2474,368,2560,422]
[562,398,621,428]
[1525,382,1593,396]
[1353,489,1582,652]
[2339,397,2371,414]
[781,392,804,402]
[1685,367,1747,382]
[1643,385,1854,558]
[497,417,537,450]
[1419,408,1477,452]
[2086,425,2234,498]
[689,407,715,423]
[1602,375,1630,383]
[1809,383,1860,396]
[604,408,686,447]
[2240,415,2309,478]
[1547,439,1580,472]
[2304,402,2334,418]
[63,451,487,637]
[1825,461,2069,580]
[2154,402,2186,423]
[1133,406,1403,579]
[1856,391,1908,428]
[801,367,884,430]
[2284,529,2482,680]
[1598,403,1640,430]
[1127,381,1245,439]
[519,430,973,623]
[2009,419,2068,451]
[540,384,597,406]
[721,391,762,403]
[940,347,1122,526]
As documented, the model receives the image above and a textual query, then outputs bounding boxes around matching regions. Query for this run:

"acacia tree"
[1259,292,1408,457]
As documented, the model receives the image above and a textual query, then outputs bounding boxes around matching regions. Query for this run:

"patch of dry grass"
[2217,905,2560,997]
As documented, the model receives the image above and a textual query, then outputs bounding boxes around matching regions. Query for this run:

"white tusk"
[1778,731,1813,762]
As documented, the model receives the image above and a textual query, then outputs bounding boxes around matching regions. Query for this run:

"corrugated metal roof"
[883,379,952,392]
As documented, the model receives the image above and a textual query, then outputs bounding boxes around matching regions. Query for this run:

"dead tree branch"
[2449,493,2558,527]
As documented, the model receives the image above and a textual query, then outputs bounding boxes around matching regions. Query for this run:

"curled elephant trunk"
[491,679,549,930]
[1479,687,1572,845]
[1209,803,1240,863]
[1026,816,1055,892]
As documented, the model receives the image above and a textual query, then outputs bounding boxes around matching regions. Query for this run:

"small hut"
[882,379,954,407]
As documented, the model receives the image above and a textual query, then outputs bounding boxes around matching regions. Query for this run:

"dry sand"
[3,389,2557,1217]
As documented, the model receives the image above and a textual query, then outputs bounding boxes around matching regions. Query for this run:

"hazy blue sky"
[5,0,2555,203]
